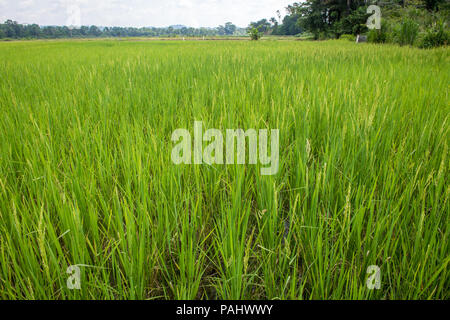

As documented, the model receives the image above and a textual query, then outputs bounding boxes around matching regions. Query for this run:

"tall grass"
[0,39,448,300]
[395,18,420,46]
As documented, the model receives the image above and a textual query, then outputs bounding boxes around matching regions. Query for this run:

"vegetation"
[379,5,450,48]
[0,20,244,39]
[247,1,449,48]
[287,0,449,47]
[420,20,449,48]
[1,1,449,48]
[248,27,262,40]
[0,40,448,299]
[395,18,420,46]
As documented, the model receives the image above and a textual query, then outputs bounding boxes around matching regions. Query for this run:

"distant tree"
[288,1,329,39]
[269,17,282,35]
[282,13,302,35]
[248,27,262,40]
[80,26,89,36]
[287,0,369,39]
[0,19,259,39]
[333,6,370,36]
[217,25,226,35]
[4,20,18,38]
[88,26,102,37]
[249,19,272,33]
[28,24,41,38]
[224,22,237,35]
[276,10,282,23]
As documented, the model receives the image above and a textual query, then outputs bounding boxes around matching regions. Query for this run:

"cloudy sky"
[0,0,295,28]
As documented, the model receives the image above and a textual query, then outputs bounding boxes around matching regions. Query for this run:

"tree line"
[1,0,448,45]
[0,20,246,39]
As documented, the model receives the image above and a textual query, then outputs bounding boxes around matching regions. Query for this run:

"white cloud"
[1,0,294,27]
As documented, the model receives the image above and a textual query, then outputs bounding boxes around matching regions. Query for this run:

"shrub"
[248,28,261,41]
[395,18,419,46]
[368,21,389,43]
[318,31,334,40]
[419,21,449,48]
[297,32,316,41]
[318,31,327,40]
[368,29,385,43]
[340,34,356,41]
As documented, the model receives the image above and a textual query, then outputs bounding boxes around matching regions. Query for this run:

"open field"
[0,40,448,299]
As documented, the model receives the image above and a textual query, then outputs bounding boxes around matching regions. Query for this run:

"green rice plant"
[0,39,448,300]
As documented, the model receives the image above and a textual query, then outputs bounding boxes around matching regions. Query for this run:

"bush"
[318,31,333,40]
[395,18,419,46]
[419,21,449,48]
[368,21,389,44]
[297,32,316,41]
[368,29,385,43]
[247,28,261,41]
[340,34,356,41]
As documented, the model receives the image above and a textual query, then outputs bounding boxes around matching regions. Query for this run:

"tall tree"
[224,22,237,35]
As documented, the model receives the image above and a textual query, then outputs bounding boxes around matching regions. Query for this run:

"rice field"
[0,39,448,300]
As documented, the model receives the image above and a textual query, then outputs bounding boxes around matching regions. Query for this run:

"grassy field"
[0,39,448,300]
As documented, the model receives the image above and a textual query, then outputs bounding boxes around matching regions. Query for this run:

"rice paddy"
[0,39,448,299]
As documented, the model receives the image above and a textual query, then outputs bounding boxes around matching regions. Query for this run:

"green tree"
[333,6,370,36]
[249,19,272,34]
[88,26,102,37]
[224,22,237,35]
[248,27,262,40]
[293,1,329,39]
[282,13,302,35]
[28,24,41,38]
[288,0,369,39]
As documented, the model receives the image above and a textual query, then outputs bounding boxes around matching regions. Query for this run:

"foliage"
[340,34,356,41]
[218,22,238,36]
[367,21,389,43]
[258,0,450,48]
[423,0,445,11]
[248,27,262,40]
[293,1,330,39]
[394,18,420,46]
[280,14,302,35]
[419,20,449,48]
[249,19,272,34]
[334,7,370,37]
[0,20,244,39]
